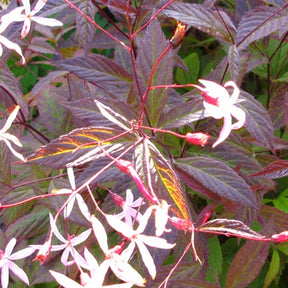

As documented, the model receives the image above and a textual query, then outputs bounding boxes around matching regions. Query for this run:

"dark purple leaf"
[228,45,240,82]
[76,1,96,54]
[175,157,257,207]
[163,2,236,43]
[135,19,174,126]
[240,90,275,151]
[58,54,133,86]
[249,160,288,179]
[159,97,204,129]
[26,126,136,168]
[198,219,267,240]
[134,139,191,220]
[269,85,288,129]
[236,5,288,50]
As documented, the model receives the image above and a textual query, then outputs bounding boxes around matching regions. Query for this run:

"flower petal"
[50,270,82,288]
[1,264,9,288]
[5,238,16,256]
[230,106,246,130]
[212,113,232,148]
[32,16,63,27]
[0,35,25,64]
[7,260,29,285]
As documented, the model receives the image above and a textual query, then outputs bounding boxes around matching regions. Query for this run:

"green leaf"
[206,237,223,282]
[175,156,257,207]
[264,249,280,288]
[176,53,200,87]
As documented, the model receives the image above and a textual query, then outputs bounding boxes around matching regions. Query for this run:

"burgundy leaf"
[269,84,288,129]
[197,219,267,240]
[158,96,205,129]
[26,126,136,168]
[0,60,26,111]
[163,2,236,43]
[249,160,288,179]
[261,205,288,232]
[134,139,191,220]
[240,90,275,151]
[135,19,174,126]
[58,54,133,86]
[225,239,270,288]
[228,45,240,83]
[175,157,257,208]
[236,5,288,50]
[76,1,95,54]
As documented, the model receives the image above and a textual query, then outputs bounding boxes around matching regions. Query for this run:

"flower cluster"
[0,0,62,64]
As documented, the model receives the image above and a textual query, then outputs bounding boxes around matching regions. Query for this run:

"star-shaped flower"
[0,105,26,161]
[193,79,246,147]
[106,208,175,279]
[50,248,135,288]
[0,238,36,288]
[49,214,91,267]
[0,0,63,39]
[112,189,144,226]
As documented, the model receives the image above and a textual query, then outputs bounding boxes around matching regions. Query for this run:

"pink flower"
[106,208,175,279]
[50,248,137,288]
[49,214,91,267]
[0,105,26,161]
[0,238,36,288]
[184,132,210,147]
[193,79,246,147]
[112,189,144,226]
[90,216,146,287]
[0,0,63,39]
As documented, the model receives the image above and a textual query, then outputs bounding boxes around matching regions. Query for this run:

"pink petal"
[70,229,91,246]
[230,106,246,130]
[106,214,134,239]
[135,239,156,279]
[139,235,175,249]
[109,253,146,286]
[21,18,31,38]
[5,238,16,256]
[224,81,240,103]
[49,213,66,243]
[212,113,232,148]
[91,215,109,253]
[8,260,29,285]
[50,270,82,288]
[31,0,46,14]
[0,35,25,64]
[0,8,25,33]
[9,246,36,260]
[22,0,31,15]
[1,264,9,288]
[32,16,63,27]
